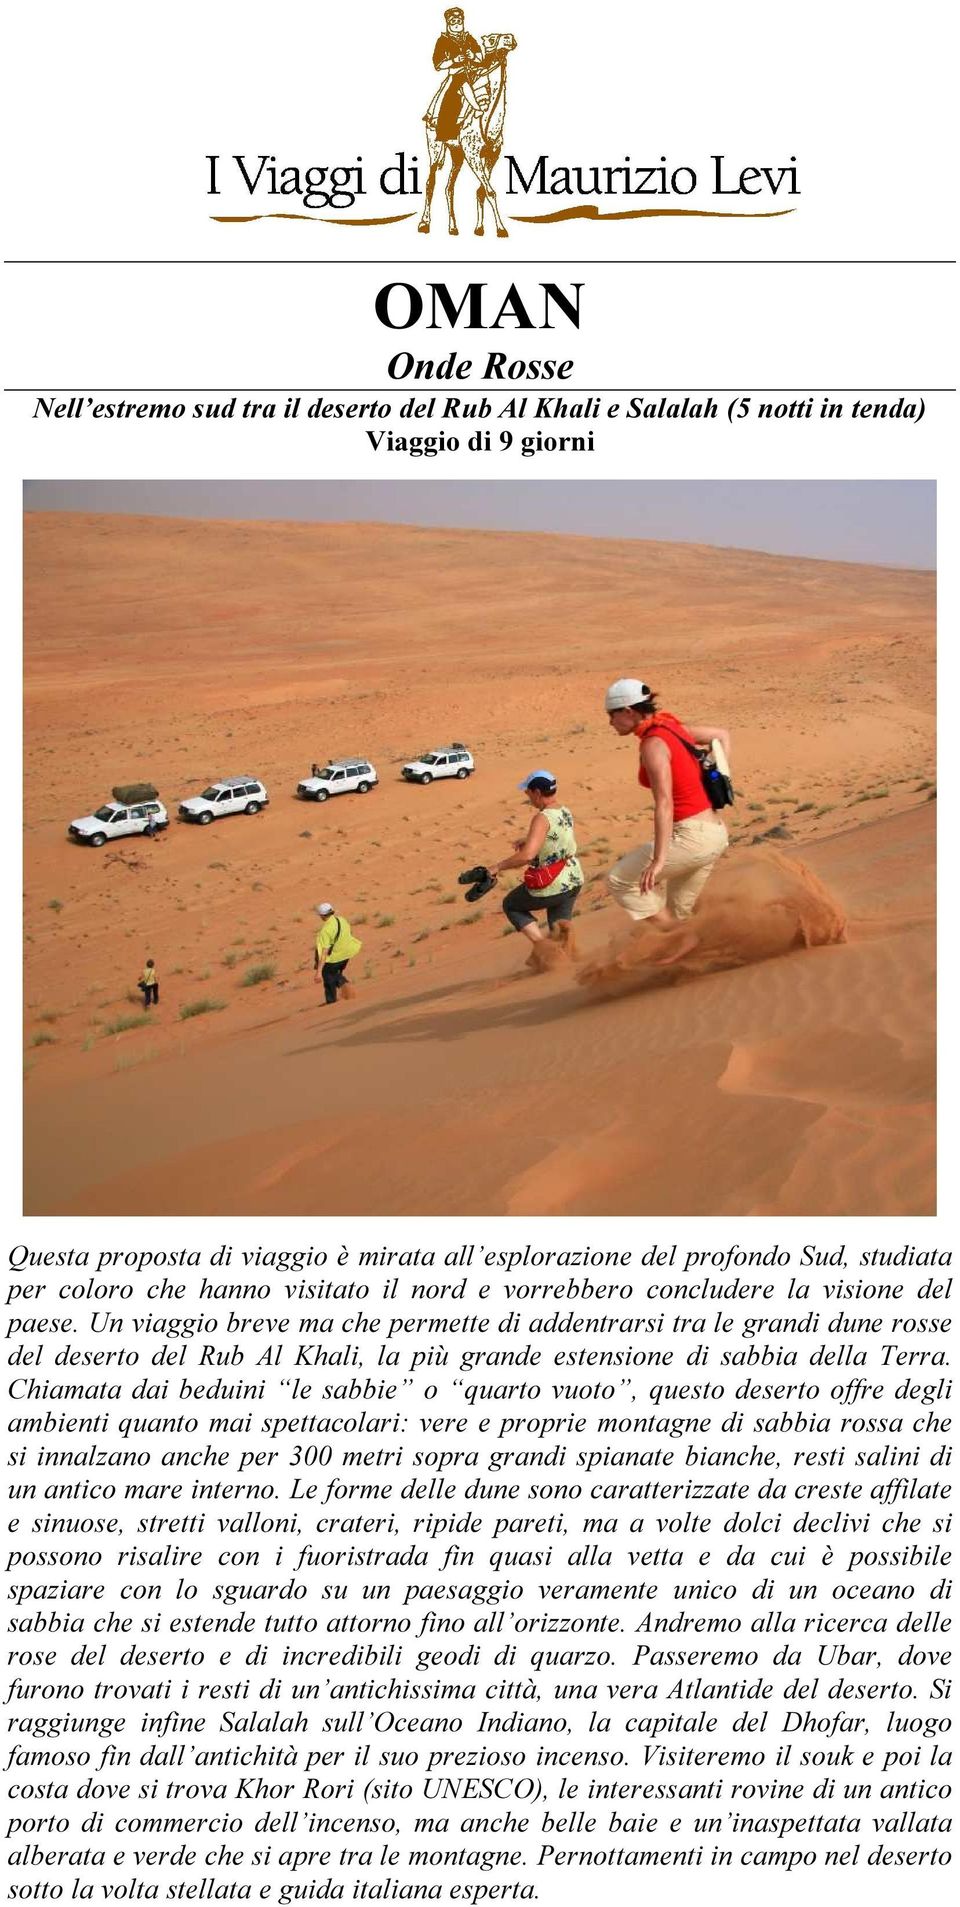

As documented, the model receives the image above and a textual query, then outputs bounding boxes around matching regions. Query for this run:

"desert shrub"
[240,963,275,987]
[179,999,226,1020]
[115,1046,157,1072]
[103,1014,145,1036]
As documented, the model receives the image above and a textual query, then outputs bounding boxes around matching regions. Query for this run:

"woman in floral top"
[492,769,583,953]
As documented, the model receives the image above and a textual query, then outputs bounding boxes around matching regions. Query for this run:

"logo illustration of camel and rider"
[419,7,517,237]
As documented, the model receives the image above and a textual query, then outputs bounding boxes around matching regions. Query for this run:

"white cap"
[605,678,651,712]
[316,902,334,916]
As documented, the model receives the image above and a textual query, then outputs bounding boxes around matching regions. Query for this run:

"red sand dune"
[23,514,935,1216]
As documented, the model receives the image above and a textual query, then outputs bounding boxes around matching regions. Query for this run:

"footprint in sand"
[253,1140,335,1192]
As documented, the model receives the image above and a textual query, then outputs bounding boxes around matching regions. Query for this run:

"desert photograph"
[22,480,935,1217]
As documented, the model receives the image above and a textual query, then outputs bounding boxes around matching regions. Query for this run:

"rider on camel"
[426,7,483,140]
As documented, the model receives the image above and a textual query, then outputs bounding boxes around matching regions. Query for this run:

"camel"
[419,33,517,238]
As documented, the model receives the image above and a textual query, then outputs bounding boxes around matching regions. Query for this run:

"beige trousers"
[608,813,729,921]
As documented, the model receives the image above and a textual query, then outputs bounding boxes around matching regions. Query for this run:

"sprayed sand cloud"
[577,850,848,994]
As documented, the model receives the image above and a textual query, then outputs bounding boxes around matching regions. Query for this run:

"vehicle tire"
[356,782,370,794]
[199,810,214,825]
[420,772,433,785]
[316,789,329,802]
[90,832,106,848]
[456,767,469,779]
[245,801,261,815]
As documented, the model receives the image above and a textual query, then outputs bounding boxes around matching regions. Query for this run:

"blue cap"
[518,768,557,792]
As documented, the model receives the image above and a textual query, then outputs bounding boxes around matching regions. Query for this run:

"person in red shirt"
[604,678,731,922]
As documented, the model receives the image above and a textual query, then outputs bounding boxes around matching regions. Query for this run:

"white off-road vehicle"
[68,798,168,846]
[178,777,269,825]
[297,759,378,801]
[401,743,474,785]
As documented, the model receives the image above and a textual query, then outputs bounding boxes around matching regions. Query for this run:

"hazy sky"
[23,480,936,569]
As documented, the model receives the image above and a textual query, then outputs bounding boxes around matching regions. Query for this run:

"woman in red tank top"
[636,711,714,821]
[602,679,732,924]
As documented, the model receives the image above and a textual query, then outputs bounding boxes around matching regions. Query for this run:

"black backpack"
[648,724,735,811]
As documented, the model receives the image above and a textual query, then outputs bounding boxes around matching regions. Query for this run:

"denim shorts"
[502,883,581,930]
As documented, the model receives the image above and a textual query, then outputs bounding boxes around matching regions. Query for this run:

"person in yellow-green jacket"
[138,958,159,1008]
[314,902,362,1005]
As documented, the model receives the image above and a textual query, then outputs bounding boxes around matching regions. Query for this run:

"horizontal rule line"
[3,258,957,268]
[8,388,954,395]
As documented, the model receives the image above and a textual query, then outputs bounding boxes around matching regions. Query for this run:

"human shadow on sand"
[286,980,584,1055]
